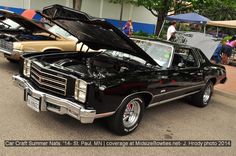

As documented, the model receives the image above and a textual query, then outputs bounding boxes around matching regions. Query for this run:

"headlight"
[13,42,23,50]
[74,79,87,103]
[12,43,23,55]
[23,59,31,77]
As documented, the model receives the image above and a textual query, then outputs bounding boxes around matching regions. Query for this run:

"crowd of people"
[122,19,235,65]
[166,20,236,65]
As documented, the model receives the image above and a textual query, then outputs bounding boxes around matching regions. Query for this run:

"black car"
[13,5,227,135]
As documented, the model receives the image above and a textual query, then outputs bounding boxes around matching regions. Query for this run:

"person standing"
[167,21,177,41]
[211,43,224,64]
[122,19,133,37]
[221,36,236,64]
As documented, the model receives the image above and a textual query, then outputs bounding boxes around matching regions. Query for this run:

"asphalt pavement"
[0,55,235,156]
[215,65,236,95]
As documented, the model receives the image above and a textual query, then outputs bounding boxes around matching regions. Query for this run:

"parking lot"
[0,55,235,156]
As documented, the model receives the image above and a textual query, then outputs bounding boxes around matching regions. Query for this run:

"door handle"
[172,72,179,76]
[161,76,168,79]
[204,67,209,71]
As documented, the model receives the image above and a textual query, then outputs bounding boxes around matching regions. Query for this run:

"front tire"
[190,81,214,107]
[107,96,145,135]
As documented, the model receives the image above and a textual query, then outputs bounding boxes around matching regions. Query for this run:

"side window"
[172,48,198,68]
[195,49,206,64]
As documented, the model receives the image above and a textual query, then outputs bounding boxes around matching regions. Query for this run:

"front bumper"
[0,47,12,55]
[0,48,22,60]
[0,47,22,54]
[12,75,96,123]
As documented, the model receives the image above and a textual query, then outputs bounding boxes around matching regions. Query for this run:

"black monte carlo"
[13,5,227,135]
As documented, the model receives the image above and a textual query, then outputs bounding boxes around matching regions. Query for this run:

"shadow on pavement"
[0,58,19,74]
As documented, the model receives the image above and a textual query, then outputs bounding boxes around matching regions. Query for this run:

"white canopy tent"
[165,13,211,34]
[207,20,236,38]
[207,20,236,29]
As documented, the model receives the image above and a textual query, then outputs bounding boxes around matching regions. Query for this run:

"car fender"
[115,91,154,113]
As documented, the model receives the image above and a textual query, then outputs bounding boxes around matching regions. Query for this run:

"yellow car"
[0,9,79,62]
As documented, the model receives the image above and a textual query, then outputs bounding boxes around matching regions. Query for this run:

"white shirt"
[167,25,176,41]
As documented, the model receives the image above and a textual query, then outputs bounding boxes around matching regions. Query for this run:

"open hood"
[40,5,157,65]
[175,32,220,59]
[0,9,57,37]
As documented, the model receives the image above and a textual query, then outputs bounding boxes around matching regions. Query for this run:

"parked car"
[13,5,227,135]
[0,9,79,62]
[0,16,21,30]
[0,15,51,30]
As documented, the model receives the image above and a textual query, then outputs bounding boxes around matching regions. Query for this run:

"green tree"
[110,0,236,35]
[109,0,132,28]
[192,0,236,34]
[131,0,196,36]
[110,0,194,35]
[194,0,236,20]
[73,0,82,10]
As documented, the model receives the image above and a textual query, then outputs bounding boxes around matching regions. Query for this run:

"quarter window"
[195,49,206,64]
[172,48,198,68]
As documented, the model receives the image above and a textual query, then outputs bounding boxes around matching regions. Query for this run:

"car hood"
[0,9,57,37]
[40,4,157,65]
[175,31,220,60]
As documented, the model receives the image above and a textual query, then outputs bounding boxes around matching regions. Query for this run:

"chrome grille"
[30,62,67,96]
[0,39,13,52]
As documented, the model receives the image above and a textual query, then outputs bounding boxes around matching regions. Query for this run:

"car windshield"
[133,39,174,68]
[102,50,146,65]
[0,19,20,29]
[48,25,72,38]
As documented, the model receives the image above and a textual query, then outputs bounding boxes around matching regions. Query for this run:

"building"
[0,0,157,34]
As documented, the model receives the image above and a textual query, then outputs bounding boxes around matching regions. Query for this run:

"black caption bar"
[4,140,231,147]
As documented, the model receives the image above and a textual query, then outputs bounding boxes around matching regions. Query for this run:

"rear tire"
[190,81,214,107]
[107,96,145,135]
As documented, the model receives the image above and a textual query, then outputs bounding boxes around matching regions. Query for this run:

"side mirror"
[178,62,185,68]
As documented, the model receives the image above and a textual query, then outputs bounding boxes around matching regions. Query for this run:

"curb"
[214,89,236,99]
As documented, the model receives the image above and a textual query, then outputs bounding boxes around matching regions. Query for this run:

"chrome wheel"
[203,84,212,104]
[108,96,144,135]
[122,99,141,128]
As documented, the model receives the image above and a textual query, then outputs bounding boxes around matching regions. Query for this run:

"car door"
[147,69,173,104]
[158,47,205,101]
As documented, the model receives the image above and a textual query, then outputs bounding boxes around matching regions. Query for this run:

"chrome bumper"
[0,48,12,55]
[12,75,96,123]
[0,48,22,55]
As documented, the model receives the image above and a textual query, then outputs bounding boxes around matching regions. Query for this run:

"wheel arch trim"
[115,91,154,112]
[94,91,153,119]
[43,47,63,52]
[206,77,217,85]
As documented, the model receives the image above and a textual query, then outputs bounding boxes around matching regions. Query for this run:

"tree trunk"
[155,10,165,36]
[155,0,169,36]
[119,0,124,29]
[73,0,82,10]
